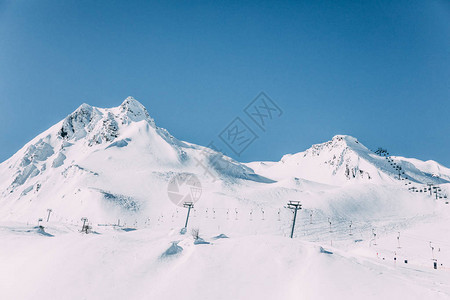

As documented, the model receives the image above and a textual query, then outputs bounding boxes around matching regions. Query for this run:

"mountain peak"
[76,103,93,111]
[331,135,358,144]
[119,96,151,123]
[58,102,98,141]
[121,96,139,105]
[307,134,362,154]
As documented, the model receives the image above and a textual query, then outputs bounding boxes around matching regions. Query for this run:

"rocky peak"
[58,103,100,140]
[119,96,153,124]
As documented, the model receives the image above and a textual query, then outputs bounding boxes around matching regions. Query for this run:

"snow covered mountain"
[1,97,450,300]
[0,97,270,221]
[1,97,449,223]
[247,135,450,185]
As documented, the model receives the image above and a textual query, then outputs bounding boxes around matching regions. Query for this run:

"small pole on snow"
[287,201,302,238]
[46,209,52,222]
[349,221,353,236]
[430,241,435,260]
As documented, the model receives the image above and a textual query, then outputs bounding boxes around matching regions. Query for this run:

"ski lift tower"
[183,202,194,229]
[81,217,88,233]
[287,201,302,238]
[427,183,434,196]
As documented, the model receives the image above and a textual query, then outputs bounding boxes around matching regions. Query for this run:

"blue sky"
[0,0,449,166]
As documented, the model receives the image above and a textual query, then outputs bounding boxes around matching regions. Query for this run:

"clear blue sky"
[1,0,449,166]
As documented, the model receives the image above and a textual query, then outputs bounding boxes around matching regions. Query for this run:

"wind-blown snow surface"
[1,98,449,300]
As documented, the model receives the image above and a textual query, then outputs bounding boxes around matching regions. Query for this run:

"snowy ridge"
[247,135,450,186]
